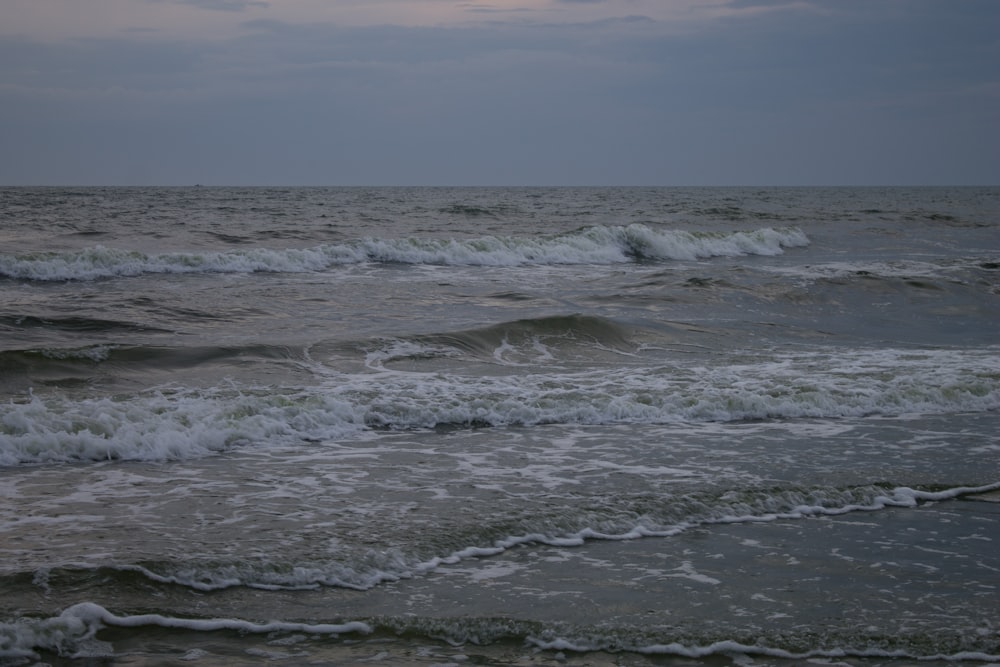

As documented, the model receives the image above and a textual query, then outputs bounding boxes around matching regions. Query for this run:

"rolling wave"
[0,343,305,396]
[127,483,1000,592]
[0,481,996,601]
[0,314,167,334]
[1,482,996,595]
[355,314,639,368]
[3,346,997,466]
[0,225,809,281]
[0,342,296,369]
[0,315,637,392]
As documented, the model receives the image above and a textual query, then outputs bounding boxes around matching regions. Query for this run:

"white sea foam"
[2,600,997,663]
[363,339,462,369]
[2,347,998,466]
[0,388,365,466]
[530,636,1000,663]
[39,345,117,362]
[0,225,809,281]
[0,602,369,662]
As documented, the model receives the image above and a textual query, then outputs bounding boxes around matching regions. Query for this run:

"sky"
[1,0,998,185]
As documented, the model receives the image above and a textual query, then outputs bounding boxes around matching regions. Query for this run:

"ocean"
[0,186,998,666]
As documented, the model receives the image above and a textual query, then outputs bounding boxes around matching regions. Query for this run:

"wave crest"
[3,347,998,466]
[0,225,809,281]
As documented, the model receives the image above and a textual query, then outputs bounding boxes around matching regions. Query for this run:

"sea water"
[1,186,998,665]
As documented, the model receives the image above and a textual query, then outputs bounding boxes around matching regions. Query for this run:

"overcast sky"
[1,0,997,185]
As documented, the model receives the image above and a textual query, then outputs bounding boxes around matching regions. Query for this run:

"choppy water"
[1,186,998,666]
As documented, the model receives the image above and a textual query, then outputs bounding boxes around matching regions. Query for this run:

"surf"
[0,225,810,281]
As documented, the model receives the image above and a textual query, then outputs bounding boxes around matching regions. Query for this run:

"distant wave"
[2,346,997,467]
[0,314,170,334]
[0,225,809,281]
[765,257,1000,283]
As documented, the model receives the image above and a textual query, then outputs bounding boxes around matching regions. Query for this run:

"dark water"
[1,186,998,665]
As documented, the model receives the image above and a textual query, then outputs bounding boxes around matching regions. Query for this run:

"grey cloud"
[457,3,536,13]
[721,0,808,8]
[1,0,997,185]
[148,0,268,11]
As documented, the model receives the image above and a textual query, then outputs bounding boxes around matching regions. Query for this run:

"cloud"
[148,0,268,11]
[722,0,806,7]
[0,0,997,185]
[458,4,536,15]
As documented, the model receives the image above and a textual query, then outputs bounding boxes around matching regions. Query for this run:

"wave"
[4,483,998,594]
[108,482,1000,592]
[3,603,997,665]
[356,314,638,368]
[2,346,998,467]
[0,342,296,370]
[0,343,304,396]
[0,345,119,368]
[2,483,998,664]
[0,224,809,281]
[0,314,168,334]
[767,257,1000,285]
[0,315,635,393]
[0,602,369,663]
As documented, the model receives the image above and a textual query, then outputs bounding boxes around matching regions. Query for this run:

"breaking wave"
[0,225,809,281]
[2,346,997,466]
